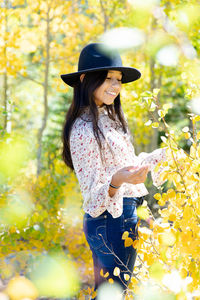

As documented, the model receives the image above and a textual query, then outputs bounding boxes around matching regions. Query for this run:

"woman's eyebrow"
[108,71,122,75]
[108,71,122,79]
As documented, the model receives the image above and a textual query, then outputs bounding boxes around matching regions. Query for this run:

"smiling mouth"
[106,91,117,96]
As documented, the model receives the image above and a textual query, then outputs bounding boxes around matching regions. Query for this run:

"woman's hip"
[83,196,143,250]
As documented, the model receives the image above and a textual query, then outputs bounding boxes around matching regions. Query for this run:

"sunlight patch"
[100,27,145,52]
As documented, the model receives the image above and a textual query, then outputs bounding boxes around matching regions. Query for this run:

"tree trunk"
[37,5,50,176]
[3,72,8,132]
[3,0,8,132]
[99,0,109,32]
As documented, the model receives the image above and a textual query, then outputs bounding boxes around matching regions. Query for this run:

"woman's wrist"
[109,182,121,189]
[110,173,123,189]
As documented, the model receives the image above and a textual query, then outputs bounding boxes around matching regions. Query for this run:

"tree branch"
[17,71,44,86]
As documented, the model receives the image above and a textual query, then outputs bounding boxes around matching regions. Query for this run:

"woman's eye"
[106,77,122,82]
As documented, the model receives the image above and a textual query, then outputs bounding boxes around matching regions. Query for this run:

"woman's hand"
[111,165,150,186]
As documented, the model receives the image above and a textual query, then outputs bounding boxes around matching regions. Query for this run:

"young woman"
[61,43,166,298]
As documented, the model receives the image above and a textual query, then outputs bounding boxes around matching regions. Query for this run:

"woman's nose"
[111,79,121,88]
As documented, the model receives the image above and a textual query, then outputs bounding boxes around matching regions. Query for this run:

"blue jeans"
[83,197,144,298]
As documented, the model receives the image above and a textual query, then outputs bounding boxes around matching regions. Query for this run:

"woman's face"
[93,70,122,107]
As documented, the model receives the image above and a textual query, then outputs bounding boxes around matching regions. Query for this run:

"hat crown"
[78,43,123,72]
[60,43,141,87]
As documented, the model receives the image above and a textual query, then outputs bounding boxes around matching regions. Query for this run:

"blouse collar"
[97,105,107,114]
[82,105,107,115]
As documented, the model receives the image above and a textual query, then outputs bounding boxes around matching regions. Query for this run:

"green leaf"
[153,88,160,96]
[149,102,157,111]
[151,122,159,128]
[140,91,152,97]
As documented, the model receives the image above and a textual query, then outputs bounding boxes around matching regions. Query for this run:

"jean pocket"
[123,216,139,239]
[83,215,108,251]
[123,204,137,219]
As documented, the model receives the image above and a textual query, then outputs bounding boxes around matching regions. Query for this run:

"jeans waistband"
[84,196,144,220]
[123,196,144,207]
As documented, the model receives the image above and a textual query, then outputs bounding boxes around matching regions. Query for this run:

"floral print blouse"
[70,105,166,218]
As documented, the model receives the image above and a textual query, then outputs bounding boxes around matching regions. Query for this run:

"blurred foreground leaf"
[6,276,38,300]
[0,189,33,227]
[0,135,30,183]
[30,253,80,298]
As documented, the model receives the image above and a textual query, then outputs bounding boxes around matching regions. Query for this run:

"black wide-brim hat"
[60,43,141,87]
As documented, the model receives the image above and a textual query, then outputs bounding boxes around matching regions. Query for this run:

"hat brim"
[60,66,141,87]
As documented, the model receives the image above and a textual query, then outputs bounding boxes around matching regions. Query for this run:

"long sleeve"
[123,132,167,187]
[138,148,167,187]
[70,123,125,218]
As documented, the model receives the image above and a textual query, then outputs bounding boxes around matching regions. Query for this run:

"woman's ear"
[80,73,85,82]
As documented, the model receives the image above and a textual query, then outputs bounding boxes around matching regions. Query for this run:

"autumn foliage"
[0,0,200,299]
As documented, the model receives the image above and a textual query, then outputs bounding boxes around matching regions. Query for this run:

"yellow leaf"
[158,110,165,118]
[193,115,200,123]
[154,163,161,173]
[183,206,194,220]
[149,262,165,281]
[168,213,176,222]
[125,237,133,247]
[160,172,169,183]
[180,268,188,279]
[132,240,139,249]
[131,277,138,285]
[108,278,114,284]
[138,226,152,239]
[158,231,176,246]
[100,269,104,277]
[100,269,109,278]
[184,132,191,139]
[154,193,161,200]
[113,267,120,276]
[198,145,200,158]
[153,88,160,96]
[9,226,16,233]
[6,276,38,300]
[190,145,196,158]
[151,122,159,128]
[124,274,130,281]
[136,207,149,220]
[122,231,129,240]
[167,189,176,199]
[196,131,200,140]
[157,193,167,206]
[92,291,97,298]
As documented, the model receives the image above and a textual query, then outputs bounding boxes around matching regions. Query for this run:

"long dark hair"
[62,70,129,171]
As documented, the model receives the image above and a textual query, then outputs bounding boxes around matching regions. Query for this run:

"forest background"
[0,0,200,299]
